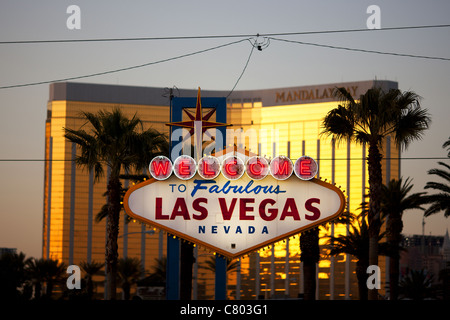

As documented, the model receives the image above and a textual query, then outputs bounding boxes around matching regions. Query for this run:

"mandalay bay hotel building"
[43,80,399,299]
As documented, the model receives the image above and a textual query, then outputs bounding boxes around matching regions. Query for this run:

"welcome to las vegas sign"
[123,153,346,259]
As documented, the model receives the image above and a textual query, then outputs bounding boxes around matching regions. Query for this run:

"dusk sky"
[0,0,449,259]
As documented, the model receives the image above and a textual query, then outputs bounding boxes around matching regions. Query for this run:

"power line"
[0,157,447,162]
[0,38,251,90]
[2,27,450,90]
[227,39,257,98]
[268,37,450,61]
[1,24,450,45]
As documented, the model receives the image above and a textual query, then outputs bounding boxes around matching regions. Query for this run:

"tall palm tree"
[422,137,450,218]
[64,108,168,299]
[321,87,430,299]
[381,177,426,300]
[117,257,143,300]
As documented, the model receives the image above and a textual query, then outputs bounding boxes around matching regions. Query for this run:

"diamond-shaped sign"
[124,173,345,259]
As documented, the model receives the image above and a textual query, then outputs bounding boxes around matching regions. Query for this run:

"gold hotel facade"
[43,80,399,299]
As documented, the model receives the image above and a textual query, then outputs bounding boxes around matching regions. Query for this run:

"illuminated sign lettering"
[149,156,173,180]
[246,156,269,180]
[149,155,319,182]
[125,153,345,258]
[294,156,318,181]
[173,155,196,180]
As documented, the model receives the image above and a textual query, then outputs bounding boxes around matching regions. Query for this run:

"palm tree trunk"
[387,214,403,300]
[367,142,382,300]
[356,259,369,300]
[105,175,122,300]
[300,228,320,300]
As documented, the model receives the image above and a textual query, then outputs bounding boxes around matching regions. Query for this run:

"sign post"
[166,88,229,300]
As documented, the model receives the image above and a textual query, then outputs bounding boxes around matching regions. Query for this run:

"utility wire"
[0,157,447,162]
[1,24,450,44]
[2,27,450,90]
[268,37,450,61]
[0,38,251,90]
[227,38,257,98]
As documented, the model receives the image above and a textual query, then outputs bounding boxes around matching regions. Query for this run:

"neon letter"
[179,159,191,176]
[225,160,237,176]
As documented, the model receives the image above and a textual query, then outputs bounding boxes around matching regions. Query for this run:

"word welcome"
[149,155,318,181]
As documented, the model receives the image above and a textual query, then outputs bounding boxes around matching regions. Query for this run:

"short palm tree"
[64,108,168,299]
[0,251,30,300]
[321,86,430,299]
[422,137,450,218]
[150,257,166,282]
[26,258,65,299]
[80,260,103,299]
[381,177,426,300]
[117,257,143,300]
[399,269,434,300]
[200,256,239,274]
[328,213,370,300]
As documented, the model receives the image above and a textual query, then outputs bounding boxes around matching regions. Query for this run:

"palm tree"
[26,258,66,299]
[0,251,30,301]
[150,257,166,281]
[399,269,434,300]
[328,213,370,300]
[41,259,66,298]
[321,87,430,299]
[381,177,426,300]
[80,261,103,299]
[117,257,143,300]
[300,227,320,300]
[64,108,168,299]
[200,256,239,274]
[422,137,450,218]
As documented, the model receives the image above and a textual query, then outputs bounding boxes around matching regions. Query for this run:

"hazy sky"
[0,1,449,259]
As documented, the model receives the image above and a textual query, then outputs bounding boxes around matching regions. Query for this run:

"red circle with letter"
[173,155,197,180]
[294,156,318,180]
[269,156,293,180]
[222,156,245,180]
[149,156,173,180]
[246,156,269,180]
[198,156,220,179]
